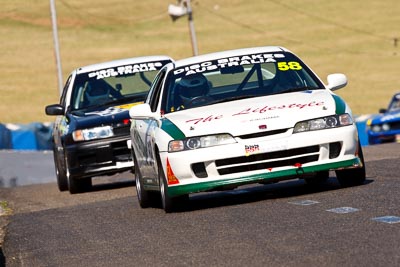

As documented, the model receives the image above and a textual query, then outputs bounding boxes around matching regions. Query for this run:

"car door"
[135,69,167,182]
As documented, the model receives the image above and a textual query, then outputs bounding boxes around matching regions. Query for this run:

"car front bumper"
[65,135,133,179]
[160,125,363,197]
[367,130,400,144]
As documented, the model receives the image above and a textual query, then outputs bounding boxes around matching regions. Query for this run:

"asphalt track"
[0,143,399,266]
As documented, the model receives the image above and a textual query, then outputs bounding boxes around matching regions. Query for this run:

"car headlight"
[371,125,381,132]
[293,114,353,133]
[168,133,236,152]
[72,126,114,141]
[370,123,391,132]
[382,123,390,131]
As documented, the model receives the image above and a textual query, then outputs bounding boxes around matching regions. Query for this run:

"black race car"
[45,56,173,193]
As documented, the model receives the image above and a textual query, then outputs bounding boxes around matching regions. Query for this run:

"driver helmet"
[178,73,210,99]
[84,82,110,105]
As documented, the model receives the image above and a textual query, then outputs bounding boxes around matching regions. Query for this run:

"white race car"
[129,46,365,212]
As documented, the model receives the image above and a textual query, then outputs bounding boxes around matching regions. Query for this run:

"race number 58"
[277,62,302,71]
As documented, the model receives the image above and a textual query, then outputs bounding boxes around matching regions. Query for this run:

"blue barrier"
[0,123,12,149]
[0,123,53,151]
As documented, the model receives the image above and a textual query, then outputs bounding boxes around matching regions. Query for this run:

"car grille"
[238,129,289,139]
[78,140,132,167]
[215,146,319,175]
[113,124,130,136]
[191,142,343,178]
[389,121,400,130]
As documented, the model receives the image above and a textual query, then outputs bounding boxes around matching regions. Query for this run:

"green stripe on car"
[332,95,346,114]
[160,118,185,140]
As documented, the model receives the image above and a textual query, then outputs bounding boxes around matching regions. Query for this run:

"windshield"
[162,52,324,114]
[388,94,400,112]
[70,60,171,111]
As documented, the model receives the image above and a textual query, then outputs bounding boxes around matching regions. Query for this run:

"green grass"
[0,201,12,216]
[1,0,399,123]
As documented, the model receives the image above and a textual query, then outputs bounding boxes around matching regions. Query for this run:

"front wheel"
[53,149,68,191]
[159,162,174,213]
[336,141,366,187]
[304,171,329,186]
[65,155,91,194]
[68,176,92,194]
[158,157,188,213]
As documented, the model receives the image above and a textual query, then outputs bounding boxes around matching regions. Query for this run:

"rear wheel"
[336,141,366,187]
[133,152,153,208]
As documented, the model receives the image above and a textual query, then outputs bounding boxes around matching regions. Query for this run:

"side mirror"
[129,103,152,118]
[379,108,387,114]
[129,103,161,126]
[326,73,347,91]
[45,104,64,116]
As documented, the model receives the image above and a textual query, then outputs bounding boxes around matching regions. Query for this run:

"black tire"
[304,171,329,186]
[336,141,366,187]
[159,161,174,213]
[133,153,153,208]
[68,176,92,194]
[53,149,68,192]
[158,156,188,213]
[63,152,91,194]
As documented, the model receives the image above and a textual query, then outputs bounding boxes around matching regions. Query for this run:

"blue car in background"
[367,92,400,145]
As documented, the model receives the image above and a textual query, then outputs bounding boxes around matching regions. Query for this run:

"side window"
[148,70,166,112]
[60,75,72,107]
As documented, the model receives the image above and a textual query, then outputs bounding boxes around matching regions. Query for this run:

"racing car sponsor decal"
[117,102,143,110]
[88,61,165,79]
[277,62,302,71]
[245,144,260,156]
[380,113,400,122]
[250,115,280,122]
[85,107,127,116]
[245,140,288,156]
[173,53,285,76]
[232,101,324,115]
[85,103,142,116]
[186,114,223,125]
[185,101,324,125]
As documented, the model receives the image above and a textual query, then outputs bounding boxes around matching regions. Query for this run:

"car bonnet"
[162,90,343,137]
[70,103,136,129]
